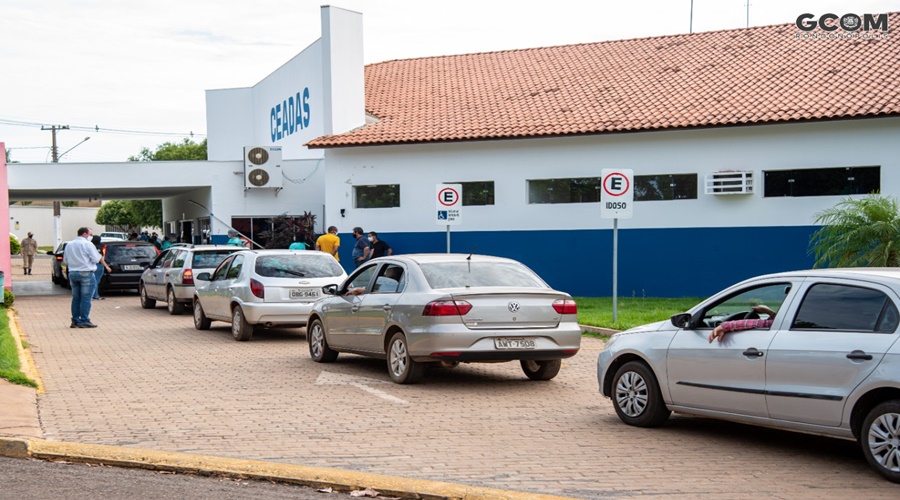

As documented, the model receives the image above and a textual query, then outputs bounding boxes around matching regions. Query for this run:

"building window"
[764,166,880,197]
[355,184,400,208]
[231,217,274,247]
[446,181,494,206]
[527,177,601,204]
[634,174,697,201]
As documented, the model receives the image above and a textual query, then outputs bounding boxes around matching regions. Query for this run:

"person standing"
[351,227,371,268]
[20,232,38,275]
[288,236,307,250]
[227,229,251,248]
[316,226,341,262]
[63,227,101,328]
[368,231,393,258]
[90,235,112,301]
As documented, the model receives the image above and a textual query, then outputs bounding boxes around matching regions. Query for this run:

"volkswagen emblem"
[507,302,520,313]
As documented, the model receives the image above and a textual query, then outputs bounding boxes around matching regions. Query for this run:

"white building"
[5,8,898,297]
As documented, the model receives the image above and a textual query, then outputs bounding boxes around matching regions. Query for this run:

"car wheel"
[307,318,338,363]
[167,287,185,315]
[139,284,156,309]
[520,359,562,380]
[611,361,671,427]
[193,299,211,331]
[387,331,424,384]
[861,400,900,483]
[231,306,254,341]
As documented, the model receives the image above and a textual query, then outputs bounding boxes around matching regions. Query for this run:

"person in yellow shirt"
[316,226,341,262]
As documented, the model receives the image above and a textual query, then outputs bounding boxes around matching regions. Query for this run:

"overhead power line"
[0,117,206,138]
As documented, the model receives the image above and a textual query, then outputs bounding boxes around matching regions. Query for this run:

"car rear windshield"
[419,262,546,289]
[255,254,345,278]
[192,250,239,269]
[104,245,158,262]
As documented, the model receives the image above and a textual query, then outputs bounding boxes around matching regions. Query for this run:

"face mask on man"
[368,237,374,242]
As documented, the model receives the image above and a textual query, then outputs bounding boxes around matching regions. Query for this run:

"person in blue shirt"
[351,227,372,268]
[288,235,307,250]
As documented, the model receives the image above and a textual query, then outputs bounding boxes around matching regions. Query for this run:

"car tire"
[231,306,254,341]
[139,284,156,309]
[860,400,900,483]
[611,361,671,427]
[307,318,338,363]
[193,299,211,331]
[520,359,562,380]
[167,287,185,315]
[387,331,424,384]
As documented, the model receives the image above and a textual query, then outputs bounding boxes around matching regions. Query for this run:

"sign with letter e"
[600,169,634,219]
[436,184,462,225]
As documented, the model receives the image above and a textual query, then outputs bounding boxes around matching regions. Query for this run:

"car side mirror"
[322,284,338,295]
[671,313,692,329]
[196,272,212,281]
[46,251,54,255]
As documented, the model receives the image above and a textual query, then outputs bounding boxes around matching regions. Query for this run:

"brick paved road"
[14,294,900,498]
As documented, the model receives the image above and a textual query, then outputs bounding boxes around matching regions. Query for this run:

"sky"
[1,0,897,164]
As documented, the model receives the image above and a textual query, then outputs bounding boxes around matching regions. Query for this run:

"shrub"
[2,289,14,307]
[9,235,19,255]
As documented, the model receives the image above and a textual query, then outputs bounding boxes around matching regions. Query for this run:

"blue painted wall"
[337,226,819,298]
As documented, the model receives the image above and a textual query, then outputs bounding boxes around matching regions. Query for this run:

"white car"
[192,249,347,341]
[598,268,900,483]
[100,231,129,240]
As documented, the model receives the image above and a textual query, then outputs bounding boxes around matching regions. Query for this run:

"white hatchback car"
[598,268,900,483]
[192,249,347,341]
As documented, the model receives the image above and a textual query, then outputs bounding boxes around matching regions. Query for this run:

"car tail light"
[552,299,577,314]
[101,245,107,256]
[182,269,194,285]
[422,300,472,316]
[250,278,264,299]
[55,255,63,261]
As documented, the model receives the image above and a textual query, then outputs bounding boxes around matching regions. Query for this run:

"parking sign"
[436,184,462,225]
[600,169,634,219]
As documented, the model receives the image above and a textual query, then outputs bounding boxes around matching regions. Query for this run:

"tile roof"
[307,13,899,148]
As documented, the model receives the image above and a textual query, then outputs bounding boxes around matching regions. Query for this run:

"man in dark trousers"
[368,231,392,258]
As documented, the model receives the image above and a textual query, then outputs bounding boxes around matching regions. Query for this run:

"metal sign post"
[600,169,634,323]
[436,184,462,253]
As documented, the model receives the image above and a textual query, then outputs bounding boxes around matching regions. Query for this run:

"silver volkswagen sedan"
[192,249,347,341]
[307,254,581,384]
[597,268,900,483]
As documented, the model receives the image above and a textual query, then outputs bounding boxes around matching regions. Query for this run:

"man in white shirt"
[63,227,101,328]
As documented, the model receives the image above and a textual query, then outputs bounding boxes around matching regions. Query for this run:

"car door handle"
[847,350,873,361]
[742,348,764,357]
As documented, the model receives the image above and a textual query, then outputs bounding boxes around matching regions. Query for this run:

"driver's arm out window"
[702,283,792,329]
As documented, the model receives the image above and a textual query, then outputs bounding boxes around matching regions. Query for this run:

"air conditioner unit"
[705,171,753,195]
[243,146,283,189]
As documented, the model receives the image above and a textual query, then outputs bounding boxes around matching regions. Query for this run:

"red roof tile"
[307,14,899,148]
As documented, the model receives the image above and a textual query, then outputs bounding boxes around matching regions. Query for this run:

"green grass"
[0,309,38,388]
[575,296,703,332]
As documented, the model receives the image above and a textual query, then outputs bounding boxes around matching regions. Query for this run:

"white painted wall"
[9,206,101,248]
[321,5,365,136]
[322,117,900,233]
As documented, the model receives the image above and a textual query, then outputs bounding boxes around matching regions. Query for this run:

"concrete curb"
[580,324,618,337]
[0,436,574,500]
[7,309,43,393]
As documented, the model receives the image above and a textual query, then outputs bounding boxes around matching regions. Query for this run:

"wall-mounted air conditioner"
[244,146,283,189]
[705,171,753,195]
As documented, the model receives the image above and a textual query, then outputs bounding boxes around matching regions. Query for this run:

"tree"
[95,200,138,231]
[125,138,206,228]
[809,194,900,268]
[258,212,317,249]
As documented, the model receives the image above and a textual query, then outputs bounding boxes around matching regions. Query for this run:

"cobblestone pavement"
[13,293,900,499]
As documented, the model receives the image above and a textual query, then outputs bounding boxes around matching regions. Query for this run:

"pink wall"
[0,142,10,290]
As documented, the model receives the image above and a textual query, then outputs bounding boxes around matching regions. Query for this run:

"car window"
[172,250,187,268]
[212,255,235,281]
[791,283,899,332]
[419,262,545,289]
[193,250,239,269]
[227,255,244,279]
[255,254,345,278]
[104,244,158,263]
[702,283,791,328]
[346,265,378,291]
[149,252,167,269]
[372,264,404,294]
[161,250,178,268]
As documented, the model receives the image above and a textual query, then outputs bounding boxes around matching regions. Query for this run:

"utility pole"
[42,125,69,246]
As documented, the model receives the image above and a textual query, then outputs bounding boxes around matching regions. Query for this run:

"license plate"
[494,338,536,349]
[122,265,142,271]
[290,289,319,299]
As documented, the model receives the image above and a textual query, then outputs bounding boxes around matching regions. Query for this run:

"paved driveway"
[14,294,899,498]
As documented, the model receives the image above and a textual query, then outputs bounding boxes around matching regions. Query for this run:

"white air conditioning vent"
[243,146,283,189]
[706,171,753,195]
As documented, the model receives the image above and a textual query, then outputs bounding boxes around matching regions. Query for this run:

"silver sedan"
[597,268,900,483]
[307,254,582,384]
[192,250,347,341]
